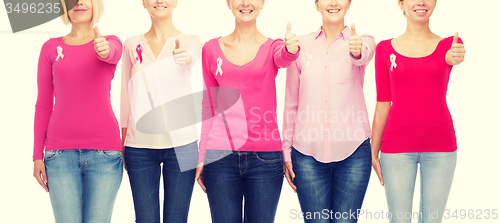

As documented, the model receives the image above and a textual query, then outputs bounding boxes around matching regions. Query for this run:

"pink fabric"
[375,36,463,153]
[199,37,299,163]
[282,27,375,163]
[33,36,123,160]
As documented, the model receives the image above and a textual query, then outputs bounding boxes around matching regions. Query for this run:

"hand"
[285,22,299,54]
[349,23,363,59]
[94,26,110,59]
[372,154,384,186]
[173,38,192,67]
[284,161,297,192]
[195,163,206,193]
[122,149,127,171]
[33,159,49,192]
[450,32,465,65]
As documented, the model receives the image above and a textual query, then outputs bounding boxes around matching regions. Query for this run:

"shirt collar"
[314,26,351,41]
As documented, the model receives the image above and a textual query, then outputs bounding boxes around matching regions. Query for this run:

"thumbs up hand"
[94,26,110,59]
[173,38,192,67]
[449,32,465,65]
[285,22,299,54]
[349,23,363,59]
[94,26,109,59]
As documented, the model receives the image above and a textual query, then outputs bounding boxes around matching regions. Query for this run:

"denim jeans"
[44,149,123,223]
[380,151,457,223]
[291,139,372,223]
[124,141,198,223]
[203,150,284,223]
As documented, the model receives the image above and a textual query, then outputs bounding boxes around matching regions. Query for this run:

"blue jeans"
[203,150,284,223]
[124,141,198,223]
[380,151,457,223]
[44,149,123,223]
[291,139,372,223]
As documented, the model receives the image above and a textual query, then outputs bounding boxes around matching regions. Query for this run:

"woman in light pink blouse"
[120,0,202,222]
[282,0,375,222]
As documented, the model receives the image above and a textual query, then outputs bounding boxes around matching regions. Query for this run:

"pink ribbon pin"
[135,44,143,64]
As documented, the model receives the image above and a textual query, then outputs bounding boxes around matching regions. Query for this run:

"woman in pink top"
[282,0,375,222]
[194,0,299,222]
[120,0,202,222]
[372,0,465,222]
[32,0,123,222]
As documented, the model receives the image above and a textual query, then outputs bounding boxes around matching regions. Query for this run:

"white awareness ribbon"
[215,57,223,76]
[305,53,312,68]
[56,46,64,61]
[390,54,397,72]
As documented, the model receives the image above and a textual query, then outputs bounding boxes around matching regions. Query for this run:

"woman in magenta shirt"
[32,0,123,222]
[194,0,299,222]
[372,0,465,222]
[282,0,375,222]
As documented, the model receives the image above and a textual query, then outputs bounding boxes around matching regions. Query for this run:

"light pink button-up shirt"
[282,26,375,163]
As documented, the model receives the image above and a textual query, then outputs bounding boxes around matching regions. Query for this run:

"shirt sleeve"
[375,42,392,102]
[282,59,301,162]
[350,34,376,67]
[272,39,300,69]
[33,40,54,160]
[120,39,132,129]
[98,35,123,65]
[199,42,218,163]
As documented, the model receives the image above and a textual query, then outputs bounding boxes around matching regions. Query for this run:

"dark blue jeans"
[124,141,198,223]
[203,150,284,223]
[292,139,372,223]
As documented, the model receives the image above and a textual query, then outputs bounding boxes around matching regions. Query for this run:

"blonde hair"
[60,0,104,25]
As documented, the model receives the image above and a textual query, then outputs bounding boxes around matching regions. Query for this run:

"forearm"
[371,102,391,157]
[121,128,127,147]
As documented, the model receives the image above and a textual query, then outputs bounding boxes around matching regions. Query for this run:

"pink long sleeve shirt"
[33,36,123,160]
[282,27,375,163]
[375,36,462,153]
[199,37,299,163]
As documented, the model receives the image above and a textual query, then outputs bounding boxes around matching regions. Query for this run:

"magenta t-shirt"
[33,36,123,160]
[375,36,463,153]
[199,37,299,163]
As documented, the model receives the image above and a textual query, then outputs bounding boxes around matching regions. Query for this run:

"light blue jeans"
[380,151,457,223]
[44,149,123,223]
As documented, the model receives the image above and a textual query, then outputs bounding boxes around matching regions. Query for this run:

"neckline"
[389,37,445,59]
[217,37,271,67]
[59,36,94,47]
[142,32,184,61]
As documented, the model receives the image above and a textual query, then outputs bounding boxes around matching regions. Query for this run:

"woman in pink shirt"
[372,0,465,222]
[194,0,299,222]
[120,0,202,222]
[32,0,123,222]
[282,0,375,222]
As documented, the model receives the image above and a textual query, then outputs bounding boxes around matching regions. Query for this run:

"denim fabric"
[124,141,198,223]
[203,150,284,223]
[291,139,372,223]
[380,151,457,223]
[44,149,123,223]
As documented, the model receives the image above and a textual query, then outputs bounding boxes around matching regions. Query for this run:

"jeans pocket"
[98,150,122,159]
[204,150,225,162]
[44,150,59,161]
[255,152,282,163]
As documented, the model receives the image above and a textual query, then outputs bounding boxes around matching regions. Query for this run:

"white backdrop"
[1,0,499,222]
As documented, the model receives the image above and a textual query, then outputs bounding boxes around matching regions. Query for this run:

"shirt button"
[325,66,327,68]
[326,52,328,54]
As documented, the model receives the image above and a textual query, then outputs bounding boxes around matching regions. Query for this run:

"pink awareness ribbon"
[135,44,143,64]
